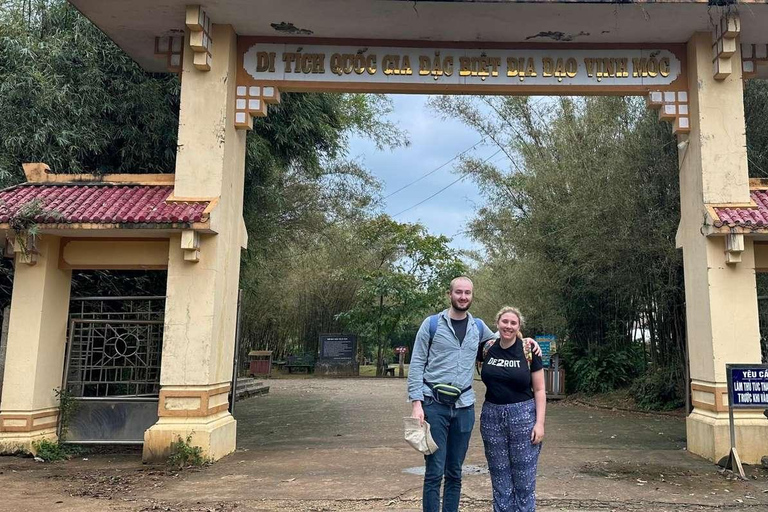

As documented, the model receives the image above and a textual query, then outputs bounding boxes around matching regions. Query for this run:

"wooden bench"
[285,355,315,374]
[384,365,396,377]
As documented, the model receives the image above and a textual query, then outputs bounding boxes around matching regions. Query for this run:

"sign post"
[724,364,768,479]
[395,346,408,378]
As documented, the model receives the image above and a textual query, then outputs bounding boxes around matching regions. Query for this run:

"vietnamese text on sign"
[243,43,683,88]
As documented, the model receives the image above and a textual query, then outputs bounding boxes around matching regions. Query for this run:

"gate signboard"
[239,40,686,94]
[235,39,691,132]
[724,364,768,478]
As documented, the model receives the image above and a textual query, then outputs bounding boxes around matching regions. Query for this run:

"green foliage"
[0,0,181,178]
[560,342,645,394]
[8,198,45,234]
[54,387,77,442]
[745,80,768,178]
[167,435,209,469]
[336,216,466,374]
[756,273,768,363]
[432,95,687,400]
[28,387,83,461]
[31,439,69,462]
[631,367,685,411]
[7,198,62,255]
[0,0,411,341]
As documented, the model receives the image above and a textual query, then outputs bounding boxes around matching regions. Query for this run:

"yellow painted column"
[0,236,72,453]
[143,23,246,462]
[679,33,767,464]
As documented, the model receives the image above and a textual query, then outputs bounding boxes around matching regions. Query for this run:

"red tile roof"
[712,189,768,229]
[0,184,210,226]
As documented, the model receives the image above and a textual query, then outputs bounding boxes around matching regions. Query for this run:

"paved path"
[1,378,767,511]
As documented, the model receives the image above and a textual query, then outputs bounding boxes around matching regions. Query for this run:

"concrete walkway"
[1,378,767,511]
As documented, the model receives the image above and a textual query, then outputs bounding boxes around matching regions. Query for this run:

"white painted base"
[0,428,57,455]
[686,408,768,464]
[143,412,237,463]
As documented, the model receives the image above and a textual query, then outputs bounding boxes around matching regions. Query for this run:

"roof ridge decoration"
[749,178,768,190]
[22,163,176,186]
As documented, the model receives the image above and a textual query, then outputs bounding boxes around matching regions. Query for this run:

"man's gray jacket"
[407,309,496,409]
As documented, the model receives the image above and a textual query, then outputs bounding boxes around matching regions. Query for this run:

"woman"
[476,306,546,512]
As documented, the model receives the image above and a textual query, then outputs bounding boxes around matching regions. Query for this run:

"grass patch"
[31,439,82,462]
[167,435,210,469]
[359,364,409,377]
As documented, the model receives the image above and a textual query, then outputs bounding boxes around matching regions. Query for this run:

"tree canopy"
[2,0,767,402]
[431,85,768,407]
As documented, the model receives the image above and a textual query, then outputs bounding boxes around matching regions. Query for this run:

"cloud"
[349,94,494,254]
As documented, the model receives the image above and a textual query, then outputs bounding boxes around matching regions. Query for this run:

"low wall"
[315,360,359,377]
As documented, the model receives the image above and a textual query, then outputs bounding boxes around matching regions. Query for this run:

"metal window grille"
[65,297,165,398]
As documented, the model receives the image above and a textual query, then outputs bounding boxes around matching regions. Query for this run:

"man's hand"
[525,337,542,357]
[411,400,425,426]
[531,422,545,444]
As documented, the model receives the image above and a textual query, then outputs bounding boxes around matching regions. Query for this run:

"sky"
[347,94,504,254]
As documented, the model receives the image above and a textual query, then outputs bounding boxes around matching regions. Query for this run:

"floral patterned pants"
[480,399,541,512]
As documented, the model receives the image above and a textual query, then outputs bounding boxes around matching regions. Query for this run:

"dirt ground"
[2,378,768,512]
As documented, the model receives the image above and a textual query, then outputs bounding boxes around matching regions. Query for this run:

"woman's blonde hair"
[495,306,525,330]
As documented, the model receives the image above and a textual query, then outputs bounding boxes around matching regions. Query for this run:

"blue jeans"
[480,399,541,512]
[422,397,475,512]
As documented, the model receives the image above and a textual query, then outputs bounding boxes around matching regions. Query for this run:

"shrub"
[561,341,645,394]
[167,435,209,469]
[31,439,69,462]
[54,388,78,442]
[631,367,684,411]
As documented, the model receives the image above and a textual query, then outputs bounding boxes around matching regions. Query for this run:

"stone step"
[235,378,270,400]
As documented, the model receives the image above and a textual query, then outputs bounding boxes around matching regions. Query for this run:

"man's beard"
[451,298,472,312]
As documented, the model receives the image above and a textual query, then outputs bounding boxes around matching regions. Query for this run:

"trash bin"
[248,350,273,377]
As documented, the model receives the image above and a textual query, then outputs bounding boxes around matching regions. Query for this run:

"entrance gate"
[2,0,768,463]
[62,297,165,443]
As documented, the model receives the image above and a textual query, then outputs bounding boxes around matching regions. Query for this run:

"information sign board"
[728,365,768,408]
[724,363,768,479]
[534,335,557,368]
[319,334,357,361]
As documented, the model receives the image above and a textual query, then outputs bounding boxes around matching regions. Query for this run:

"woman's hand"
[525,338,542,357]
[531,422,545,444]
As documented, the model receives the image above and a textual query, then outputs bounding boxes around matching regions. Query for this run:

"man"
[407,276,539,512]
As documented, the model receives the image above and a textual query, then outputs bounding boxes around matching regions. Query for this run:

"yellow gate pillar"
[0,236,71,453]
[143,24,247,462]
[679,33,767,464]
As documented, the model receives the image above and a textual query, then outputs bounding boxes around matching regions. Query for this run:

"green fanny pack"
[425,381,472,406]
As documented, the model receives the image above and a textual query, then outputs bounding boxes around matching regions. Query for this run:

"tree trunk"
[376,293,384,376]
